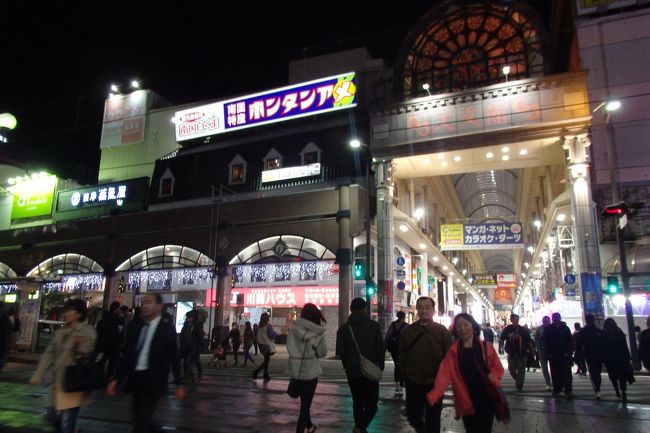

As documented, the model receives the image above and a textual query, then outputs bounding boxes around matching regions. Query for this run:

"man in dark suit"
[106,293,185,432]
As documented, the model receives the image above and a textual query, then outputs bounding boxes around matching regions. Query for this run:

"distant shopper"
[572,323,587,376]
[385,311,407,395]
[179,310,203,381]
[576,314,603,399]
[8,307,19,353]
[30,299,97,433]
[600,318,635,403]
[426,313,505,433]
[482,323,495,345]
[499,313,531,391]
[399,296,452,433]
[287,303,327,433]
[253,323,259,355]
[639,316,650,372]
[96,301,122,379]
[242,321,256,366]
[336,298,384,433]
[228,322,242,366]
[534,316,552,390]
[544,313,574,399]
[0,304,12,372]
[252,313,277,382]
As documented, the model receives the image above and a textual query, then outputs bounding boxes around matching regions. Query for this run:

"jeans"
[295,378,318,433]
[47,406,80,433]
[243,344,255,365]
[347,376,379,433]
[389,349,404,386]
[232,343,241,364]
[538,350,552,386]
[405,379,442,433]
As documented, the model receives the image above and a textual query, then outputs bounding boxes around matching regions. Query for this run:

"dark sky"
[1,1,437,184]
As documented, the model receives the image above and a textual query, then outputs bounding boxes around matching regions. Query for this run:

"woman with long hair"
[287,303,328,433]
[600,318,635,403]
[252,312,277,382]
[30,299,97,433]
[426,313,505,433]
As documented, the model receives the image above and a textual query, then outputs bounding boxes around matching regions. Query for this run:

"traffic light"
[354,261,365,280]
[366,280,376,297]
[602,201,626,218]
[606,275,621,294]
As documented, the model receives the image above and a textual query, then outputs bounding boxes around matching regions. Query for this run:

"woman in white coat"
[287,303,328,433]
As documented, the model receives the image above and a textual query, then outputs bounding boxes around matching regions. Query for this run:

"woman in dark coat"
[599,318,634,403]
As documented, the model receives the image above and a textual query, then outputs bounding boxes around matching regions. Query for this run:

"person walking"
[534,316,552,391]
[572,323,587,376]
[252,312,277,382]
[639,315,650,373]
[253,323,259,355]
[287,303,327,433]
[576,314,603,399]
[7,306,19,354]
[29,299,97,433]
[0,304,11,373]
[544,312,574,400]
[600,318,635,403]
[385,310,407,395]
[96,301,122,379]
[228,322,242,366]
[399,296,452,433]
[426,313,505,433]
[179,310,203,381]
[499,313,531,391]
[336,298,384,433]
[106,293,185,432]
[242,321,256,366]
[482,323,495,345]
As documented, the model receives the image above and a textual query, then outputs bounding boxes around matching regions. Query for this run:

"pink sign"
[231,286,339,307]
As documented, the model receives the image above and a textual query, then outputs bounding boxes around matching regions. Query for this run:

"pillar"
[566,134,604,320]
[375,161,394,332]
[215,265,231,326]
[336,178,353,328]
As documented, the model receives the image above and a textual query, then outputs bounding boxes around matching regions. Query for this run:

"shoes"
[545,385,552,391]
[263,377,271,383]
[394,385,403,396]
[251,372,258,380]
[307,424,318,433]
[565,392,574,401]
[595,392,601,400]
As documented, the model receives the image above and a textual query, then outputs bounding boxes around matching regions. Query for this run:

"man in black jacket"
[544,312,574,399]
[107,293,185,432]
[576,313,603,399]
[336,298,384,433]
[499,313,531,391]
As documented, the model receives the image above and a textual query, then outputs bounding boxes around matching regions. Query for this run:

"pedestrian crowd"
[7,293,649,433]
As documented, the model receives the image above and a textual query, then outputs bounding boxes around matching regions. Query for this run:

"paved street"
[1,351,649,433]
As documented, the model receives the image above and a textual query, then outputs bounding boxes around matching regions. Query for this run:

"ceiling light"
[437,153,445,160]
[502,155,510,161]
[453,156,461,162]
[422,159,431,165]
[399,224,408,232]
[534,220,542,229]
[433,256,439,262]
[449,271,455,276]
[502,146,509,153]
[556,213,566,222]
[442,265,448,270]
[486,152,494,159]
[519,149,528,155]
[441,161,448,167]
[605,101,621,112]
[419,243,426,249]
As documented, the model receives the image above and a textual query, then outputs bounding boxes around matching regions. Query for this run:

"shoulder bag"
[479,341,510,423]
[348,324,382,382]
[63,331,106,393]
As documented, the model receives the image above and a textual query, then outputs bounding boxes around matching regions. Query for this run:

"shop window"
[228,154,247,185]
[159,168,175,198]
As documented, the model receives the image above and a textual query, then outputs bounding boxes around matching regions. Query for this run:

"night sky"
[2,1,547,184]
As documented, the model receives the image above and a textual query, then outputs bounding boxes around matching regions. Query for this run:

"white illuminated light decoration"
[41,274,104,293]
[233,262,336,286]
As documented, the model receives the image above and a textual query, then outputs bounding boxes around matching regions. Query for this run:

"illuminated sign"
[261,163,321,183]
[10,175,56,220]
[55,177,149,216]
[100,90,150,149]
[576,0,637,15]
[440,223,524,250]
[229,286,339,307]
[174,72,357,141]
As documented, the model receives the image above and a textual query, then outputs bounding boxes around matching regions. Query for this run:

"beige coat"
[31,322,97,410]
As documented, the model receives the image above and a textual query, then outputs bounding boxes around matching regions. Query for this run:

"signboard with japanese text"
[261,163,321,183]
[10,175,57,221]
[576,0,637,15]
[473,274,498,289]
[174,72,357,142]
[100,90,150,149]
[494,273,516,304]
[230,286,339,307]
[55,177,149,216]
[440,222,524,250]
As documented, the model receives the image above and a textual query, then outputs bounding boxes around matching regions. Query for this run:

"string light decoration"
[399,2,543,97]
[41,273,104,293]
[126,267,215,291]
[0,283,18,294]
[233,261,338,287]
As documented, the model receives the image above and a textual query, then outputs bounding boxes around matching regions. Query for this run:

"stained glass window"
[400,3,544,97]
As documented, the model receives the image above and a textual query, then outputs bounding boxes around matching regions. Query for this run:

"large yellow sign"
[440,224,464,248]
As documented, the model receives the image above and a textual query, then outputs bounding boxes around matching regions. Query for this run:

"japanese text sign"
[231,286,339,307]
[440,223,524,250]
[100,90,149,149]
[174,72,357,142]
[10,175,56,220]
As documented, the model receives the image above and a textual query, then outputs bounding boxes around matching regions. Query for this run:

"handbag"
[64,358,106,392]
[348,324,382,382]
[287,378,301,398]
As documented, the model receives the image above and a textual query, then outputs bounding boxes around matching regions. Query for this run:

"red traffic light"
[602,201,626,218]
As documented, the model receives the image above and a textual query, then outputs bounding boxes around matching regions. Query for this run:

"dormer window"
[159,167,175,197]
[228,154,247,185]
[262,148,283,170]
[300,141,322,165]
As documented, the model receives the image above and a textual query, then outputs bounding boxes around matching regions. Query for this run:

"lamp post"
[502,65,511,83]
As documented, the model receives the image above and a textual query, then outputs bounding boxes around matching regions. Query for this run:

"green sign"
[11,175,56,220]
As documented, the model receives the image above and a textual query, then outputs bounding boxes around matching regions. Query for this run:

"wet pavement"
[1,351,649,433]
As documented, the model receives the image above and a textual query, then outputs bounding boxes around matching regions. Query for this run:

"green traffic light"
[354,261,364,280]
[606,275,620,294]
[366,282,376,296]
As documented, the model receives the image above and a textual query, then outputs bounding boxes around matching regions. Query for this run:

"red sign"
[232,286,339,307]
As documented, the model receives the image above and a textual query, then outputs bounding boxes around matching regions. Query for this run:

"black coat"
[544,322,573,357]
[600,329,634,382]
[576,323,602,362]
[116,316,182,397]
[336,311,385,378]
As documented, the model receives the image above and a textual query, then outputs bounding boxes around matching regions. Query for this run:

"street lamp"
[422,83,431,96]
[350,139,373,317]
[502,65,511,82]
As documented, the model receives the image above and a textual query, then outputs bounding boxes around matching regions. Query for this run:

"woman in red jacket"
[426,313,505,433]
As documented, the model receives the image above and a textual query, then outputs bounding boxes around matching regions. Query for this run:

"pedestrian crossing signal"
[354,261,364,280]
[606,275,621,294]
[366,281,376,297]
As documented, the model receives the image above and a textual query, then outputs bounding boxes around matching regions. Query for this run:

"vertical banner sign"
[581,272,605,319]
[100,90,150,148]
[494,274,517,303]
[174,72,357,142]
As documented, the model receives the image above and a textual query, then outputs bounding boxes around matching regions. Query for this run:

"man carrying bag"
[336,298,384,433]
